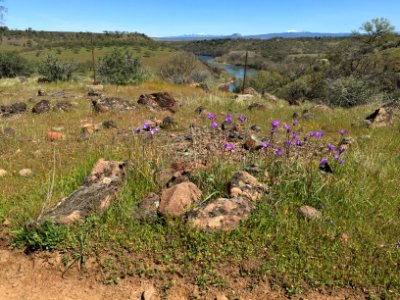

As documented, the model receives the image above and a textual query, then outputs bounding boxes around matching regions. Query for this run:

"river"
[197,55,256,91]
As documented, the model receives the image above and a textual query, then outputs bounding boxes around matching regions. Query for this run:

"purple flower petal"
[271,120,280,128]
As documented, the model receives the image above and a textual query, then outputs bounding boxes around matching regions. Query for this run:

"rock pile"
[137,92,179,113]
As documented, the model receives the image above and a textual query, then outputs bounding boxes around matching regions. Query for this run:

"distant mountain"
[154,32,351,41]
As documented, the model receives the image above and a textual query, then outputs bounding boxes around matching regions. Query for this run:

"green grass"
[0,79,399,298]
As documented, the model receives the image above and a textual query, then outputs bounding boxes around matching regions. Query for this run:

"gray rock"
[188,197,254,231]
[229,170,268,201]
[32,100,51,114]
[132,193,160,221]
[298,205,322,220]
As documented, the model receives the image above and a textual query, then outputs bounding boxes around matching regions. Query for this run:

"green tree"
[353,17,396,47]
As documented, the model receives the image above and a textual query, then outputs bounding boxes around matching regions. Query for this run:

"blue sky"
[3,0,400,36]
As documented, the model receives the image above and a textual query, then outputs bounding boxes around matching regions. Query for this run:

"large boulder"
[137,92,179,113]
[243,87,261,97]
[159,182,202,217]
[53,100,73,112]
[1,102,27,116]
[229,171,268,201]
[92,97,135,113]
[32,100,51,114]
[365,107,393,127]
[37,159,128,224]
[187,197,254,232]
[234,94,254,102]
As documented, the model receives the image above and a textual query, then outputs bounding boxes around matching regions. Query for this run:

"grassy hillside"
[0,77,399,298]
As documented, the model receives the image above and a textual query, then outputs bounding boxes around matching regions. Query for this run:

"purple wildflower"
[285,140,292,146]
[315,131,324,138]
[295,140,302,146]
[149,129,156,136]
[284,123,291,132]
[339,159,345,165]
[338,147,345,154]
[143,122,151,131]
[261,142,270,148]
[211,121,218,129]
[309,131,315,137]
[239,116,247,122]
[292,132,299,139]
[270,129,276,135]
[320,158,328,165]
[293,119,299,126]
[225,114,232,122]
[135,127,141,134]
[207,113,215,120]
[339,129,346,135]
[271,120,280,128]
[333,153,340,159]
[274,148,282,156]
[303,136,307,142]
[327,144,335,151]
[224,143,236,151]
[395,240,400,249]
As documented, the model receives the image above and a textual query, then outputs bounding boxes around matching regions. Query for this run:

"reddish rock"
[46,131,65,141]
[229,171,268,201]
[159,182,202,217]
[137,92,179,113]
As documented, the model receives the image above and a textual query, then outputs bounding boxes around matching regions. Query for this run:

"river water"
[197,55,256,91]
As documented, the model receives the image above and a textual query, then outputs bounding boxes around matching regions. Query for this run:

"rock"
[215,294,229,300]
[137,92,179,113]
[46,131,65,141]
[132,193,160,221]
[51,126,64,132]
[298,205,322,220]
[218,84,230,92]
[188,197,254,232]
[19,168,33,177]
[102,120,117,129]
[92,97,135,113]
[243,87,261,97]
[1,102,27,116]
[32,100,51,114]
[263,92,279,102]
[37,89,47,96]
[2,218,10,227]
[338,136,355,151]
[87,84,104,96]
[243,135,264,151]
[248,103,266,111]
[366,107,393,127]
[81,123,99,135]
[221,121,237,131]
[250,124,262,132]
[36,159,128,224]
[339,232,349,244]
[234,94,254,101]
[141,284,159,300]
[0,169,7,177]
[229,171,268,201]
[160,116,176,129]
[10,102,27,113]
[194,106,205,114]
[313,104,332,111]
[159,182,202,217]
[53,101,73,112]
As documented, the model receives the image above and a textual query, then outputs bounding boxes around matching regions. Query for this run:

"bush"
[38,54,74,82]
[159,52,211,84]
[0,51,32,78]
[97,50,150,85]
[326,76,373,107]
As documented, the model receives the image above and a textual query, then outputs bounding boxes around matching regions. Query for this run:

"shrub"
[0,51,32,78]
[326,76,373,107]
[38,54,74,82]
[97,49,150,85]
[159,52,211,84]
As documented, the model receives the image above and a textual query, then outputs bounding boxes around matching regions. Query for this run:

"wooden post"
[91,35,97,85]
[242,51,248,94]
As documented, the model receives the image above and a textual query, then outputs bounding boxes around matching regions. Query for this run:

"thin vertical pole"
[91,35,97,85]
[242,51,248,94]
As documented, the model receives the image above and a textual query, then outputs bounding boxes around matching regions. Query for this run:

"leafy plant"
[38,54,74,82]
[0,51,32,78]
[97,49,150,85]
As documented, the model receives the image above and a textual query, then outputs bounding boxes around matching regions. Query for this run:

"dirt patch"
[0,248,366,300]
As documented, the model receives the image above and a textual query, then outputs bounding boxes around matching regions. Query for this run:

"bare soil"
[0,246,366,300]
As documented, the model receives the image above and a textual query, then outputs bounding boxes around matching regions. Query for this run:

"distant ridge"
[154,32,351,41]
